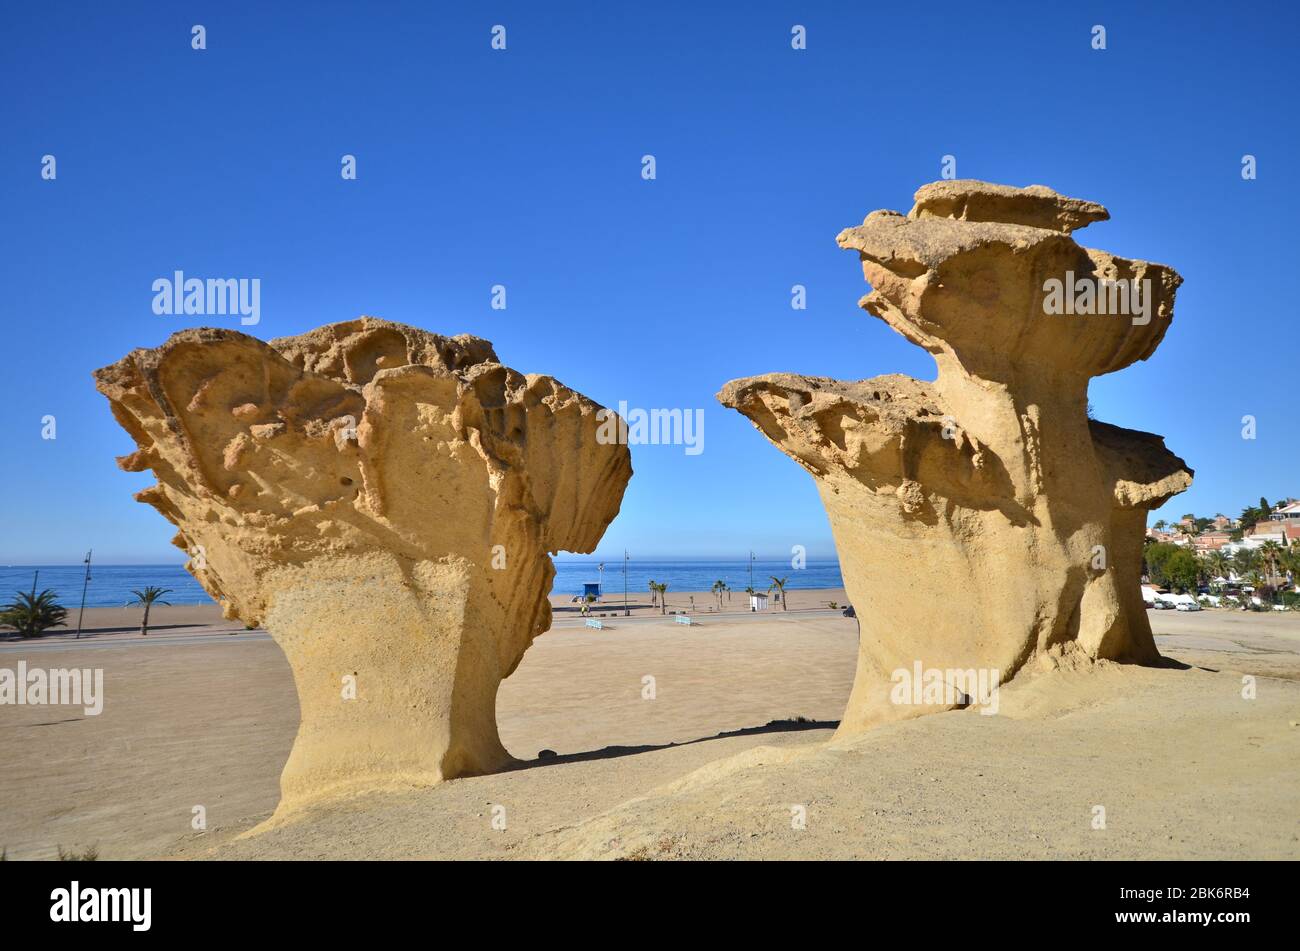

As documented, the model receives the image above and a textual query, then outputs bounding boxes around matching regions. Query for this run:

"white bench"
[584,619,603,630]
[674,615,696,626]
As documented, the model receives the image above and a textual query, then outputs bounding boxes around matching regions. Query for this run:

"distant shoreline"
[0,561,847,611]
[3,585,853,640]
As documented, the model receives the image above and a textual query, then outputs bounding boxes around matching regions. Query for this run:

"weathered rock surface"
[719,181,1191,736]
[95,318,631,815]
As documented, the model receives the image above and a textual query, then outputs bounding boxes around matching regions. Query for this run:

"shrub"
[0,590,68,638]
[56,845,99,861]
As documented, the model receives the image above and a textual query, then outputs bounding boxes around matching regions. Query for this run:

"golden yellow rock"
[95,318,631,816]
[719,181,1191,736]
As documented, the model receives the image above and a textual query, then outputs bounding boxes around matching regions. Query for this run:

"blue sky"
[1,1,1295,564]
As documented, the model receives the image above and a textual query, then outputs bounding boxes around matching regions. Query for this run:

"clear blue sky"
[1,1,1295,564]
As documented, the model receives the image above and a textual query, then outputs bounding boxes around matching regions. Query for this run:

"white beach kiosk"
[749,591,769,612]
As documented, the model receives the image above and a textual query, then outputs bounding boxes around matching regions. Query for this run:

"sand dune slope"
[510,663,1300,860]
[206,659,1300,860]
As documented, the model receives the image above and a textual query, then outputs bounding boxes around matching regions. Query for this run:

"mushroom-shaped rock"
[719,182,1190,737]
[94,318,631,816]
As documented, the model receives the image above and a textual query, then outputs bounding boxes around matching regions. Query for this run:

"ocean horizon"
[0,560,844,609]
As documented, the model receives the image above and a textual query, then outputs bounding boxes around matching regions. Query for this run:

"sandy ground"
[23,585,849,644]
[2,605,1298,860]
[548,586,849,618]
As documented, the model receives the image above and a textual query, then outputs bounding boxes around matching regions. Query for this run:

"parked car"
[1175,601,1201,612]
[1152,600,1175,610]
[842,604,856,618]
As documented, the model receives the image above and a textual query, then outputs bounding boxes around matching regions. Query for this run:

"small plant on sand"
[57,844,99,861]
[827,601,839,610]
[768,576,790,610]
[615,835,679,861]
[0,589,68,638]
[126,586,172,636]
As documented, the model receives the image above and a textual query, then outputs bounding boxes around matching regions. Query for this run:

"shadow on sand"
[509,717,838,771]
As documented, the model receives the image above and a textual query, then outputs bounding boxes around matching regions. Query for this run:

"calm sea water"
[0,560,843,609]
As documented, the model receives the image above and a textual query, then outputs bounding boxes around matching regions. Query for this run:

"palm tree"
[126,587,172,636]
[711,579,726,610]
[655,582,669,615]
[1205,550,1231,590]
[1233,548,1259,579]
[1282,546,1300,588]
[1153,519,1168,533]
[1245,571,1269,604]
[768,576,790,611]
[647,580,657,608]
[0,589,68,638]
[1258,540,1284,586]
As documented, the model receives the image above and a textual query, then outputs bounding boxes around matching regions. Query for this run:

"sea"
[0,560,844,609]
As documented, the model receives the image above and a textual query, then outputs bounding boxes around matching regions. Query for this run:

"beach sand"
[2,604,1297,860]
[33,583,850,641]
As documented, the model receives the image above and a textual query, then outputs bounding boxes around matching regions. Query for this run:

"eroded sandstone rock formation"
[95,318,631,814]
[719,181,1191,735]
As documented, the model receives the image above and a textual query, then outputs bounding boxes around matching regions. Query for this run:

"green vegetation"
[1238,496,1281,531]
[125,586,173,636]
[651,581,668,614]
[0,589,68,638]
[1147,498,1298,609]
[1144,542,1190,590]
[767,576,790,611]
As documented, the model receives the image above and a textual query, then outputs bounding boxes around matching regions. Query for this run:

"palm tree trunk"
[141,603,150,636]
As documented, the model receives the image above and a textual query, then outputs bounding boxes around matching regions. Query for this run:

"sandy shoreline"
[2,606,1298,860]
[11,586,851,645]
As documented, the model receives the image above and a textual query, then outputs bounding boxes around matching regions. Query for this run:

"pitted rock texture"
[95,318,631,815]
[719,181,1191,736]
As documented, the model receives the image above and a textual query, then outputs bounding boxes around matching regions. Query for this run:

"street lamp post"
[623,550,630,617]
[75,549,92,639]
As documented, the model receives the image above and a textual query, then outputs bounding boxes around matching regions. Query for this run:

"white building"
[1268,500,1300,522]
[749,591,769,611]
[1221,534,1282,556]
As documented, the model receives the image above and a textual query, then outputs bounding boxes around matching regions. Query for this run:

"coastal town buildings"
[1147,499,1297,552]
